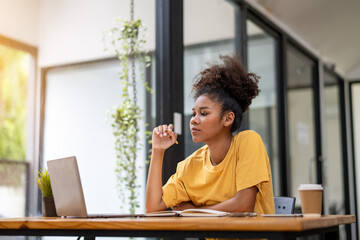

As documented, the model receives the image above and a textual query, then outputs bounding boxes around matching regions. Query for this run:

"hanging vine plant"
[104,0,152,214]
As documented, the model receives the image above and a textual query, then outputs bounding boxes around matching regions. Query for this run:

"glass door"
[247,20,280,196]
[183,40,235,156]
[42,59,150,214]
[351,82,360,237]
[183,0,235,156]
[286,45,318,206]
[323,70,347,239]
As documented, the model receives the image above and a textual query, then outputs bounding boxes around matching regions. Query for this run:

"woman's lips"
[191,127,200,134]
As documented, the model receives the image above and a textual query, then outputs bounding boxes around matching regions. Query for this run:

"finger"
[168,124,174,132]
[170,133,176,143]
[166,128,174,136]
[156,125,163,134]
[156,125,165,136]
[165,131,177,145]
[161,124,168,136]
[154,126,160,134]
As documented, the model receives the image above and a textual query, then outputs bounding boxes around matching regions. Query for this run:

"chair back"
[274,196,296,214]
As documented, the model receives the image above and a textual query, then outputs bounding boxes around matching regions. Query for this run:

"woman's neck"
[207,133,233,166]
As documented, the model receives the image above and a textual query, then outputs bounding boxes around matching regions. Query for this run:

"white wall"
[37,0,155,67]
[184,0,234,45]
[347,65,360,80]
[0,0,39,46]
[38,0,235,67]
[43,60,148,215]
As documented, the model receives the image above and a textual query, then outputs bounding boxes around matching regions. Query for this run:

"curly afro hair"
[192,55,260,133]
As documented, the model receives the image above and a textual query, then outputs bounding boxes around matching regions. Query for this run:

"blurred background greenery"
[0,45,29,161]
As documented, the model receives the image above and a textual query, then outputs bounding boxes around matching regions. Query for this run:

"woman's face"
[190,94,228,143]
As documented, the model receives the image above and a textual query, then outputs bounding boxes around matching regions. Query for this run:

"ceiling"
[248,0,360,80]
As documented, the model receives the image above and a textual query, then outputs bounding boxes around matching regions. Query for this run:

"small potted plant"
[36,169,57,217]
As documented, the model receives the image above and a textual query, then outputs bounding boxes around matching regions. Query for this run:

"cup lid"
[298,184,323,190]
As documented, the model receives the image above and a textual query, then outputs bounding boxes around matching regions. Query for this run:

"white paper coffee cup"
[298,184,323,217]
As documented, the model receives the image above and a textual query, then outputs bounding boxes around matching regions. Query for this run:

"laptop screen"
[47,156,88,217]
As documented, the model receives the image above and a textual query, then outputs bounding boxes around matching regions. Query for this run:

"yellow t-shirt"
[162,130,275,214]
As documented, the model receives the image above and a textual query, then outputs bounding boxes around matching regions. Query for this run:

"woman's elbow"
[145,202,156,213]
[145,206,153,213]
[145,200,166,213]
[240,203,255,212]
[145,205,159,213]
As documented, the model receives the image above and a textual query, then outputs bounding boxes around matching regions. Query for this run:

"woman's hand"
[146,124,176,213]
[152,124,178,150]
[172,201,197,211]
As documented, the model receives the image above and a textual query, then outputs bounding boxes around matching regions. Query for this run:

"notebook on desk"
[47,156,143,218]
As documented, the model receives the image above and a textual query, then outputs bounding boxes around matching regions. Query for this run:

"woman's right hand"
[152,124,178,150]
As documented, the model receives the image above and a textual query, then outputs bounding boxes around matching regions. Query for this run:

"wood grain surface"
[0,215,355,232]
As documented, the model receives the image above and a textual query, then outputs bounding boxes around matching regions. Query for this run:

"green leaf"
[103,16,153,214]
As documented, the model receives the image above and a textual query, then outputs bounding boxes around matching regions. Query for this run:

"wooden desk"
[0,215,355,240]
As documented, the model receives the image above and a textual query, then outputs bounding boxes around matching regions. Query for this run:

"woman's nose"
[190,115,199,125]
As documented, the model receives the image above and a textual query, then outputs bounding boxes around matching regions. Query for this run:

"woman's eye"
[201,112,207,116]
[191,113,196,117]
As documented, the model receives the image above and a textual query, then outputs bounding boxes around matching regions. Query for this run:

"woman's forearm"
[200,186,257,212]
[145,148,167,213]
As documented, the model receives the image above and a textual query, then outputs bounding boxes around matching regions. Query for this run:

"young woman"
[145,55,275,214]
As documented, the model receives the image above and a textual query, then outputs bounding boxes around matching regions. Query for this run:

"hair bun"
[192,55,260,111]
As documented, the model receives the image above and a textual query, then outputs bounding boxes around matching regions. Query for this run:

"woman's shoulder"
[234,130,262,141]
[178,145,208,168]
[232,130,266,154]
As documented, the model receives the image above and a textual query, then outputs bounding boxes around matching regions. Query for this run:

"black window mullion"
[338,78,352,237]
[278,35,290,197]
[155,0,184,184]
[234,1,249,131]
[349,81,360,240]
[313,60,323,185]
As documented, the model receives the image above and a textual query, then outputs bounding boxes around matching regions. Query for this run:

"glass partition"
[43,59,151,216]
[0,44,30,160]
[286,45,317,204]
[323,71,346,238]
[247,20,279,195]
[351,82,360,236]
[184,0,235,156]
[0,44,31,218]
[323,71,345,214]
[183,40,235,156]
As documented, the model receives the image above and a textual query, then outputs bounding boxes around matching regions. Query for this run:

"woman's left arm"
[174,186,257,212]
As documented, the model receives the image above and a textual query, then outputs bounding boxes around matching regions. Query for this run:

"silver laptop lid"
[47,156,88,217]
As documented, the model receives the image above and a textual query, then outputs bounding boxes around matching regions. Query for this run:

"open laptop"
[47,156,143,218]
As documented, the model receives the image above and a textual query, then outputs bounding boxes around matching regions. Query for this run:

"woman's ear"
[223,111,235,127]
